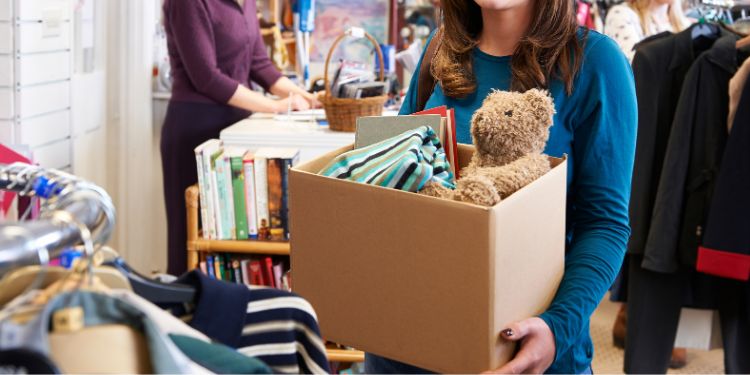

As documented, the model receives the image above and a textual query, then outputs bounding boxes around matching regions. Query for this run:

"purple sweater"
[163,0,282,104]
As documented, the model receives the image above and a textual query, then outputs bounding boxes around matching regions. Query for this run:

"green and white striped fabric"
[319,126,455,192]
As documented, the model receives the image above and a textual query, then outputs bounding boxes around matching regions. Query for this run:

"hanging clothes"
[693,77,750,372]
[0,291,199,374]
[107,289,273,374]
[698,73,750,281]
[625,29,750,374]
[643,34,749,273]
[619,25,722,304]
[0,286,273,374]
[167,271,330,375]
[627,25,721,262]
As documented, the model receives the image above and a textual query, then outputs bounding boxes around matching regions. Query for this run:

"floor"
[590,297,724,374]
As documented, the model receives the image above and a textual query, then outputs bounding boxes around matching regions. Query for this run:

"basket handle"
[324,27,386,100]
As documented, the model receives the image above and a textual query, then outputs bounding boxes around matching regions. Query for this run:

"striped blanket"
[320,126,455,192]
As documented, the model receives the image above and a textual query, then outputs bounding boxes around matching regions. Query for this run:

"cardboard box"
[289,144,567,373]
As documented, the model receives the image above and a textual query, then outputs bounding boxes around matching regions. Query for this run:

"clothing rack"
[0,163,115,275]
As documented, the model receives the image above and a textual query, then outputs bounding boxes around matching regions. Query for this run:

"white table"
[220,110,397,162]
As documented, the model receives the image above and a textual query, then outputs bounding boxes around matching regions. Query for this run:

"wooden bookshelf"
[185,185,365,364]
[186,185,289,266]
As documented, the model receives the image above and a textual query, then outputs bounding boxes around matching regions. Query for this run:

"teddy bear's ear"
[523,89,556,126]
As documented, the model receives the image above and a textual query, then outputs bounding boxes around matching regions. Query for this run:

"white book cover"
[193,146,209,240]
[222,151,236,240]
[199,139,222,240]
[214,152,234,240]
[243,151,259,237]
[273,263,283,291]
[253,152,269,232]
[240,259,250,285]
[209,146,225,239]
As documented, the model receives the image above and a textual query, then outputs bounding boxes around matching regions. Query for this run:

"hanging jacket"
[697,73,750,281]
[643,34,749,273]
[628,26,722,259]
[0,291,198,374]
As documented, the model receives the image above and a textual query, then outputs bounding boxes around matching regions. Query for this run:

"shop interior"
[0,0,748,373]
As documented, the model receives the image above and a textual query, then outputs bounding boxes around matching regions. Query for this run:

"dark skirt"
[161,100,250,275]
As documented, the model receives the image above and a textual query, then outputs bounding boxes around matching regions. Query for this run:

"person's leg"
[718,279,750,374]
[161,102,250,275]
[161,104,199,275]
[364,353,434,374]
[624,255,685,373]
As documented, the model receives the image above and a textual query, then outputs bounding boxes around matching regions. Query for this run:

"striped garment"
[320,126,455,192]
[169,271,330,374]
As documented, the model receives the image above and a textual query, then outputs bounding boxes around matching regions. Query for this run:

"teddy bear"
[420,88,556,206]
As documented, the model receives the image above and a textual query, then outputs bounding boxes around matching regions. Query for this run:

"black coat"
[699,71,750,281]
[627,26,723,259]
[643,34,749,273]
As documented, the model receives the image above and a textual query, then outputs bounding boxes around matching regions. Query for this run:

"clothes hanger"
[692,17,721,40]
[0,264,132,307]
[99,247,196,305]
[31,215,111,306]
[0,215,112,322]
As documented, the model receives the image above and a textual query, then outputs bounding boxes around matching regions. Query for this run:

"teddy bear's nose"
[504,110,514,117]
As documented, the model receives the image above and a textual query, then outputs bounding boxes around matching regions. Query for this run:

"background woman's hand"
[484,317,556,374]
[274,94,311,113]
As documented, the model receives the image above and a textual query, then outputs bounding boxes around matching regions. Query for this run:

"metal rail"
[0,163,115,274]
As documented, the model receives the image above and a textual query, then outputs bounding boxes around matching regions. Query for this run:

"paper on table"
[273,109,327,122]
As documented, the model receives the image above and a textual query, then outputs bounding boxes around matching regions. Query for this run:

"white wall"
[105,0,166,274]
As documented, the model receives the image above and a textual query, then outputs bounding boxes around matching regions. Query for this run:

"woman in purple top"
[162,0,312,274]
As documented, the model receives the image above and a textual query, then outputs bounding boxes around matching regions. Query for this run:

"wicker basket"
[320,28,388,132]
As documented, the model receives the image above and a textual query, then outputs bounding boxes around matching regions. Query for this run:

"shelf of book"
[186,185,290,266]
[186,185,365,364]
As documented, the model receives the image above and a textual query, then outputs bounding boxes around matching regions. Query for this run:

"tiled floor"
[590,297,724,374]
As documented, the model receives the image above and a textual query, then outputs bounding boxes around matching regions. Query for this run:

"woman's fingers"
[484,318,555,374]
[291,95,311,111]
[485,351,534,374]
[502,319,533,342]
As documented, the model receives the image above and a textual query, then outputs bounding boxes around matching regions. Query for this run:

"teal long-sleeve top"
[400,29,637,374]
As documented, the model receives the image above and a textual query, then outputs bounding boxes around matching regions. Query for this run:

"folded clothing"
[320,126,455,192]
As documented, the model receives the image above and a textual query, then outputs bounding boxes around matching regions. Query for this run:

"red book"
[249,260,264,285]
[447,109,459,176]
[412,106,460,177]
[263,257,276,288]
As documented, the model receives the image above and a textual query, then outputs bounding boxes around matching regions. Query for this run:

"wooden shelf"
[260,27,275,37]
[191,239,290,255]
[325,348,365,363]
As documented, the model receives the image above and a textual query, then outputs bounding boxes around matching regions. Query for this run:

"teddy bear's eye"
[504,110,513,117]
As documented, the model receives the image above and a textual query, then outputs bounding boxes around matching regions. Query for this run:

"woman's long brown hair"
[433,0,584,97]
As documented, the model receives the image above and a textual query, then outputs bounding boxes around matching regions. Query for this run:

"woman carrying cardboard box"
[365,0,637,373]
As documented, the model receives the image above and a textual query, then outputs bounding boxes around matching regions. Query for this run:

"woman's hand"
[483,317,556,374]
[307,91,324,109]
[273,94,311,113]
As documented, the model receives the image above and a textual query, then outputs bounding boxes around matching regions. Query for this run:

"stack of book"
[194,140,300,241]
[198,253,291,291]
[330,60,387,99]
[355,105,459,176]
